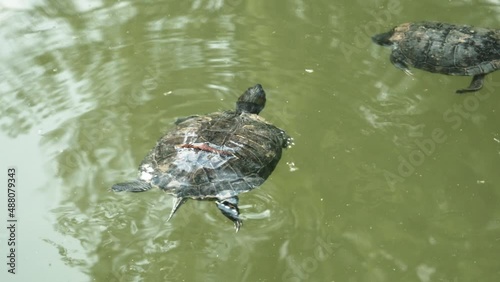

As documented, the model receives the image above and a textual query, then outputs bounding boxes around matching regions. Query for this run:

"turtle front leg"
[216,196,242,232]
[456,74,485,94]
[390,51,413,76]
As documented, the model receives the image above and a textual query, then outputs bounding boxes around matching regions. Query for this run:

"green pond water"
[1,0,500,281]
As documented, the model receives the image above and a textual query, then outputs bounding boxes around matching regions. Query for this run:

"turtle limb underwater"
[111,180,152,192]
[112,179,244,231]
[215,196,241,231]
[164,194,242,231]
[456,74,486,94]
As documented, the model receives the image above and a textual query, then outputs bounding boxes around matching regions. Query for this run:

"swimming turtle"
[112,84,290,231]
[372,22,500,93]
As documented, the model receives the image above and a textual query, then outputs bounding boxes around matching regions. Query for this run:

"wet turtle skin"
[112,84,290,232]
[372,22,500,93]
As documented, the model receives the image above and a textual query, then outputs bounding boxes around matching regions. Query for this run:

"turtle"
[111,84,291,232]
[372,21,500,93]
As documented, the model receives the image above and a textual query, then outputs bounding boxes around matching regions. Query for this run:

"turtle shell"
[112,84,290,230]
[140,110,289,199]
[374,22,500,76]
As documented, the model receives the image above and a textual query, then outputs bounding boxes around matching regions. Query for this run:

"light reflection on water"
[2,0,500,281]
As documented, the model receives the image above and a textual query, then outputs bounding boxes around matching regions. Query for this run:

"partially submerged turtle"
[112,84,290,231]
[372,22,500,93]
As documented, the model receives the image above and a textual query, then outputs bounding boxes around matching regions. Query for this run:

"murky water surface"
[1,0,500,281]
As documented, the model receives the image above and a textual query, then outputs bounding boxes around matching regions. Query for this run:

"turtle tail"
[111,180,152,192]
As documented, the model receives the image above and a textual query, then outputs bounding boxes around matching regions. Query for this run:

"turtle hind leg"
[167,197,187,221]
[456,74,485,94]
[216,196,242,232]
[111,180,152,192]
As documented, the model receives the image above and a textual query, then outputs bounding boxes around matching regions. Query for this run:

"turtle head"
[236,84,266,114]
[373,23,410,46]
[372,27,396,46]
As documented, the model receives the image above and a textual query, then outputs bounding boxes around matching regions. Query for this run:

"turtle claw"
[234,219,242,232]
[403,69,413,76]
